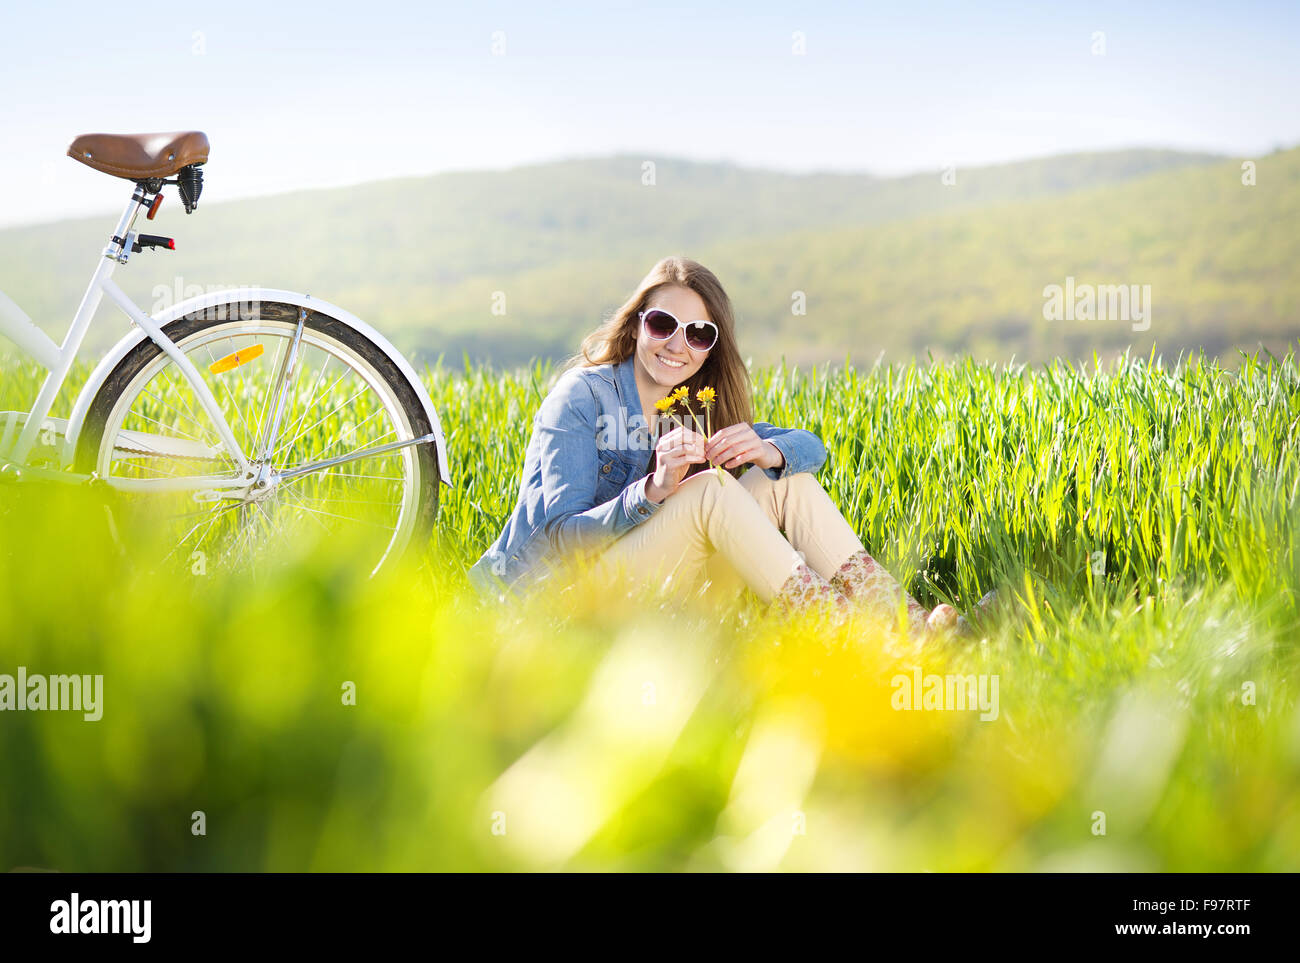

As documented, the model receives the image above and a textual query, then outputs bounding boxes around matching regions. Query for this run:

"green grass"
[1,345,1298,871]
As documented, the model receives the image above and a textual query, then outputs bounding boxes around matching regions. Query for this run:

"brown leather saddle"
[67,131,209,180]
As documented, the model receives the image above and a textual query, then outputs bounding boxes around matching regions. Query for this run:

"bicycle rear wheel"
[74,301,440,576]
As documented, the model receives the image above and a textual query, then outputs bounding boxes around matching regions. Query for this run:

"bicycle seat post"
[104,182,160,265]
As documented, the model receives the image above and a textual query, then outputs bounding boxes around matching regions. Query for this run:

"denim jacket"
[467,354,827,600]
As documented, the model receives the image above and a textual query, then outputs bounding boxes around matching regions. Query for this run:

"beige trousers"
[583,467,867,605]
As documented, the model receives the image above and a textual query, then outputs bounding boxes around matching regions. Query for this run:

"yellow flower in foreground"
[654,396,676,412]
[671,385,690,402]
[696,386,716,406]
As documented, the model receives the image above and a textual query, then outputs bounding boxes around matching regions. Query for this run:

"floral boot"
[828,550,957,637]
[771,561,851,618]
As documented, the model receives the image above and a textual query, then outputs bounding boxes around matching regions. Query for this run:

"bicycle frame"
[0,184,452,491]
[1,186,246,484]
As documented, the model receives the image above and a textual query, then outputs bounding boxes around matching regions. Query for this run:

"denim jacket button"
[601,463,612,474]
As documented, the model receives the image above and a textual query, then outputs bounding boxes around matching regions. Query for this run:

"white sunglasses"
[638,308,719,352]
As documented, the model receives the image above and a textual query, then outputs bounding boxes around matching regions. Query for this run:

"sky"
[1,0,1297,227]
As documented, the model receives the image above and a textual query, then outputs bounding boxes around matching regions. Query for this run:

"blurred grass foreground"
[1,346,1299,871]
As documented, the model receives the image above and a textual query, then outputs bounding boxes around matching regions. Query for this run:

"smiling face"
[634,284,712,392]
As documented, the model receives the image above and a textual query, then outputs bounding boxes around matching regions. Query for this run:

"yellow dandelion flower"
[696,386,716,406]
[672,385,690,402]
[653,396,675,412]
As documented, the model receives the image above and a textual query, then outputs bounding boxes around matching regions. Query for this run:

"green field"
[2,346,1298,871]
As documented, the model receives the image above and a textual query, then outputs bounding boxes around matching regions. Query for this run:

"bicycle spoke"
[137,384,214,444]
[165,501,244,559]
[203,339,259,448]
[157,365,222,446]
[286,500,399,532]
[281,487,331,533]
[275,354,334,457]
[125,404,212,447]
[268,379,371,462]
[251,337,287,453]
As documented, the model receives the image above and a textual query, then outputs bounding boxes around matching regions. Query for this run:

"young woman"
[469,256,973,638]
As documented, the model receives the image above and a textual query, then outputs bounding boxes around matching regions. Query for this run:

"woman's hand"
[645,425,707,502]
[704,423,785,471]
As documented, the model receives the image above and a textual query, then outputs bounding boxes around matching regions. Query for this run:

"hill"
[5,146,1290,367]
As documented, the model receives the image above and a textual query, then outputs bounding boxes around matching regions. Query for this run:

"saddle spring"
[176,164,204,213]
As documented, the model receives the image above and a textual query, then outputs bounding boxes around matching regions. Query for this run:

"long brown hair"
[562,256,755,478]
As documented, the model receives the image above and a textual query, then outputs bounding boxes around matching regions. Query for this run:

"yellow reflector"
[207,343,265,374]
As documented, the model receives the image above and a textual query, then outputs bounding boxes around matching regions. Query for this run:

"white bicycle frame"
[0,184,451,491]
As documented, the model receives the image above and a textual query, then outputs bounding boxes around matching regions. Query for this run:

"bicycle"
[0,131,451,576]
